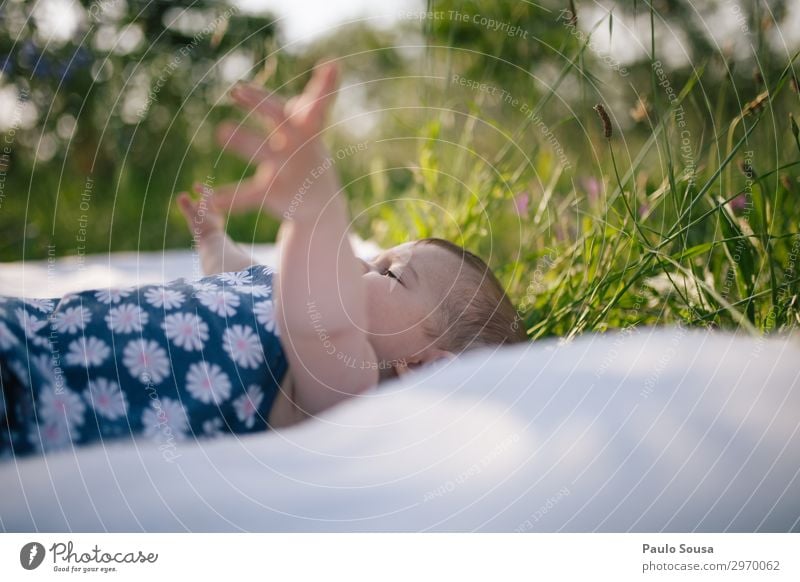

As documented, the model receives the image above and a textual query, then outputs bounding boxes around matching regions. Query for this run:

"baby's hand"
[177,183,225,245]
[212,61,340,222]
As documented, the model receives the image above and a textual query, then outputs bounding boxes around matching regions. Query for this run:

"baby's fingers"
[296,61,339,132]
[179,187,226,237]
[230,84,287,126]
[177,192,196,219]
[216,121,280,162]
[177,192,202,230]
[212,177,269,214]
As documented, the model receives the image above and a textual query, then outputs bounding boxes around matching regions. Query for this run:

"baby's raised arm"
[177,185,257,275]
[211,62,379,417]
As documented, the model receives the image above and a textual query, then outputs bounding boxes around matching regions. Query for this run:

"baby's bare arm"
[196,231,257,275]
[178,188,256,275]
[212,62,379,417]
[274,196,378,416]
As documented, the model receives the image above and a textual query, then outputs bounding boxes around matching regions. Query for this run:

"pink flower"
[580,176,601,201]
[730,193,748,213]
[513,192,530,215]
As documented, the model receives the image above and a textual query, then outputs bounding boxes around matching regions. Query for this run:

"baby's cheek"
[362,278,410,334]
[362,281,385,329]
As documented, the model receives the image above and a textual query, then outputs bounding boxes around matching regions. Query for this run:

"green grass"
[2,1,798,338]
[340,7,800,339]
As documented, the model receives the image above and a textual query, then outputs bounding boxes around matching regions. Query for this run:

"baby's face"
[357,241,463,373]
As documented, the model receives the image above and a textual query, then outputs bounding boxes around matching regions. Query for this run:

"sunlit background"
[1,0,799,337]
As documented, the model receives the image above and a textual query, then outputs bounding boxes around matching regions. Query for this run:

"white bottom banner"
[1,534,798,580]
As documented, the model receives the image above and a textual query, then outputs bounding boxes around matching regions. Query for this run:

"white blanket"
[1,246,799,532]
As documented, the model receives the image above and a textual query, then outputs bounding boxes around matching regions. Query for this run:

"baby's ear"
[417,348,456,368]
[394,349,455,377]
[393,359,411,377]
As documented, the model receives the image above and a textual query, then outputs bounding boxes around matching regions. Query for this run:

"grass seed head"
[593,104,612,139]
[738,158,757,179]
[742,90,769,116]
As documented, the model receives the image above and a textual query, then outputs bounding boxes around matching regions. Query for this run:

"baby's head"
[358,238,527,377]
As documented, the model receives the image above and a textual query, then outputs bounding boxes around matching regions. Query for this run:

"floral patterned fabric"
[0,264,287,459]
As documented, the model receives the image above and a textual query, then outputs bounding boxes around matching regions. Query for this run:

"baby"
[0,62,525,458]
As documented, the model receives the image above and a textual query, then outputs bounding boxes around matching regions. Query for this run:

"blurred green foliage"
[1,0,799,336]
[0,0,281,259]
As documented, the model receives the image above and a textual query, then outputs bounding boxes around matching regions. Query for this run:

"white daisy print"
[65,336,110,367]
[233,385,264,429]
[123,339,171,384]
[15,307,48,336]
[57,294,80,307]
[223,324,263,369]
[260,265,274,276]
[95,287,132,304]
[234,284,271,298]
[197,289,240,317]
[202,417,224,438]
[52,305,91,334]
[84,378,127,421]
[22,297,55,312]
[144,286,185,310]
[31,353,56,381]
[0,321,20,349]
[30,335,52,349]
[218,270,253,286]
[105,303,148,334]
[186,361,231,405]
[192,281,217,293]
[253,300,280,336]
[29,421,73,452]
[162,312,209,351]
[9,359,30,387]
[142,397,189,443]
[39,384,85,429]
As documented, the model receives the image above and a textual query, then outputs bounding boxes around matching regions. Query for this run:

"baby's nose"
[357,257,370,275]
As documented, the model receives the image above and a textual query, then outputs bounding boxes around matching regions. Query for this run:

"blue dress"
[0,264,287,459]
